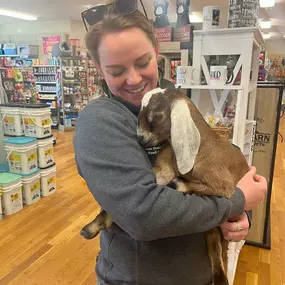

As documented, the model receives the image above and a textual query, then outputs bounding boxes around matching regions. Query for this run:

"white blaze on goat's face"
[138,88,167,146]
[141,88,166,109]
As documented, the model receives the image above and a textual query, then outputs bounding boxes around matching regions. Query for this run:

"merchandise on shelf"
[170,60,181,84]
[0,67,39,103]
[59,57,89,130]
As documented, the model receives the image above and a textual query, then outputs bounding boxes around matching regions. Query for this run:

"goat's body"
[151,99,248,285]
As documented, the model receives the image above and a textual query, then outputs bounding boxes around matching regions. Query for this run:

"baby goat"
[80,88,249,285]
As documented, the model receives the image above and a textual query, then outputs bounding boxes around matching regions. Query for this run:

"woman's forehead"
[98,28,155,66]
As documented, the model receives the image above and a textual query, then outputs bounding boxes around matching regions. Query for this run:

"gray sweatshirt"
[73,96,246,285]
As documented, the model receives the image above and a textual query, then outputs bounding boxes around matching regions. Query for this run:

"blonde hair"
[85,10,157,64]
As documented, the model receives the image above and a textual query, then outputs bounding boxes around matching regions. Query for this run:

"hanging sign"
[42,36,61,55]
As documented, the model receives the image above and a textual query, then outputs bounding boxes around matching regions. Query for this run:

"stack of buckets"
[0,103,56,220]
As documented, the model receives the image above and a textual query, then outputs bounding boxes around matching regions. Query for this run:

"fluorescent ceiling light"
[260,19,272,29]
[263,33,271,39]
[260,0,275,8]
[0,8,37,21]
[189,12,202,23]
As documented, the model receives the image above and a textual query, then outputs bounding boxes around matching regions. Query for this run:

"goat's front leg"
[153,147,177,185]
[175,179,234,198]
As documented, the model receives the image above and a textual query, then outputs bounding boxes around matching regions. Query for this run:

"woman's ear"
[170,99,201,174]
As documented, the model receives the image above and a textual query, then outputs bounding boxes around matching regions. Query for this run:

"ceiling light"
[263,33,271,39]
[189,12,203,23]
[260,19,272,29]
[260,0,275,7]
[0,8,37,21]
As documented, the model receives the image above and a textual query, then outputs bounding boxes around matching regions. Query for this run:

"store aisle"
[0,118,284,285]
[0,130,99,285]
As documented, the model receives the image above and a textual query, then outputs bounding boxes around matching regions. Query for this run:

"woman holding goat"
[74,1,267,284]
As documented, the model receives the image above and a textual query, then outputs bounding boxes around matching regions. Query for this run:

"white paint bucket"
[40,164,56,197]
[0,173,23,215]
[21,105,51,138]
[4,137,38,175]
[22,170,41,205]
[37,135,54,168]
[0,105,24,136]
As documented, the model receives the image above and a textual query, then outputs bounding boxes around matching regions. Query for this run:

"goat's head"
[138,88,201,174]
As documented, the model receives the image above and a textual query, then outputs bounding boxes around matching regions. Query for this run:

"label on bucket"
[44,148,54,165]
[48,176,56,192]
[4,116,16,134]
[42,119,51,127]
[4,116,15,123]
[27,152,37,171]
[10,192,22,211]
[8,154,22,173]
[23,117,37,136]
[31,181,40,200]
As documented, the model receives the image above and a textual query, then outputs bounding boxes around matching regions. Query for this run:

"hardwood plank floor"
[0,118,284,285]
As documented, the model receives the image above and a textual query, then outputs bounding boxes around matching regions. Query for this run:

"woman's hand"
[237,166,267,211]
[220,212,249,242]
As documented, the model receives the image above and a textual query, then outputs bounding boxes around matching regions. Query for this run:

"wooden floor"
[0,118,284,285]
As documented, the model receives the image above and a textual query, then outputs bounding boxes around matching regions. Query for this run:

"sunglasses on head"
[81,0,148,31]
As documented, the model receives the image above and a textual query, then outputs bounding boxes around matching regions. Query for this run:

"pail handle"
[1,113,7,122]
[25,112,51,128]
[5,148,14,162]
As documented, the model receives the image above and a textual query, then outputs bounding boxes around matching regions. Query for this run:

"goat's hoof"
[80,227,99,240]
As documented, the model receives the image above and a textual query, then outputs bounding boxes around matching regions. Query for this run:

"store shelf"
[32,65,57,67]
[38,91,56,94]
[34,73,56,75]
[36,82,57,84]
[39,95,57,100]
[0,54,20,57]
[178,84,243,90]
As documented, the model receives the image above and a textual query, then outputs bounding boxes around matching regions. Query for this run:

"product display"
[0,101,57,219]
[59,56,90,131]
[33,65,59,128]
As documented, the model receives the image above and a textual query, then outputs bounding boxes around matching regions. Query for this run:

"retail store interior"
[0,0,285,284]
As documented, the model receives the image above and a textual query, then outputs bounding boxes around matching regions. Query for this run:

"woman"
[74,4,267,285]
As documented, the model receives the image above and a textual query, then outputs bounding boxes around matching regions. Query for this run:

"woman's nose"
[126,68,142,85]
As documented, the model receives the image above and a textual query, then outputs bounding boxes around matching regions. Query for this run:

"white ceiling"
[0,0,284,40]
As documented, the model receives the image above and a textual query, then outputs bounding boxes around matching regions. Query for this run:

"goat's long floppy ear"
[170,99,201,175]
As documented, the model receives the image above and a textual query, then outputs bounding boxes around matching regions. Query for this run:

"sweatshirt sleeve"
[73,100,245,241]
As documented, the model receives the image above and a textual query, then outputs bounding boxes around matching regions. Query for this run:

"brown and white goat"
[80,88,249,285]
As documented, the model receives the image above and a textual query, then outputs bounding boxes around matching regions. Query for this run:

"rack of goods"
[33,65,59,129]
[87,59,104,100]
[59,56,89,131]
[0,65,38,104]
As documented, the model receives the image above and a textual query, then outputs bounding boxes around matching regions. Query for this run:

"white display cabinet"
[182,27,263,152]
[179,27,264,285]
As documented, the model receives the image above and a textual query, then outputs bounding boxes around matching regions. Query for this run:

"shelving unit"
[58,56,89,131]
[187,27,264,153]
[176,27,263,285]
[0,66,38,103]
[33,65,59,129]
[159,42,191,83]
